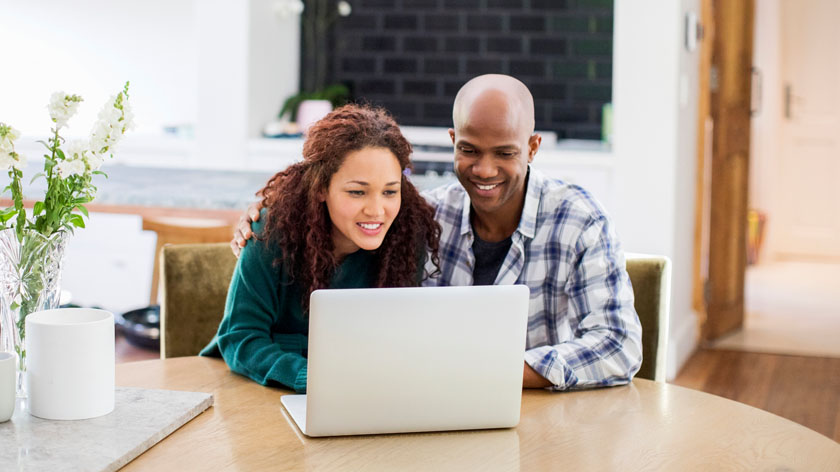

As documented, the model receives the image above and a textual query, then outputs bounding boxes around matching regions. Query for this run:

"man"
[233,74,643,390]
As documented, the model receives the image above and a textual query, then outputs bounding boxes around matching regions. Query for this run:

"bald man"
[233,74,643,390]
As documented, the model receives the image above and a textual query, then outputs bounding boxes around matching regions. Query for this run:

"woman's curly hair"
[257,104,441,311]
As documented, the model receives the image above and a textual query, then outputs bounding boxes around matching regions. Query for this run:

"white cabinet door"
[61,213,156,314]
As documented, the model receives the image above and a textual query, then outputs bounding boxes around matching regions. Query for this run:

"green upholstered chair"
[625,253,672,382]
[160,243,237,359]
[159,243,673,382]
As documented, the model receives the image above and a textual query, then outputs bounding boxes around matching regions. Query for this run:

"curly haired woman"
[200,104,441,392]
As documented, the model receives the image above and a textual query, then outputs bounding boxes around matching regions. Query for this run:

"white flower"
[120,101,135,133]
[0,150,14,170]
[0,123,20,153]
[97,99,122,125]
[47,92,83,129]
[90,120,116,154]
[65,140,89,161]
[337,1,351,17]
[55,159,86,179]
[85,152,105,172]
[12,152,26,170]
[89,92,132,154]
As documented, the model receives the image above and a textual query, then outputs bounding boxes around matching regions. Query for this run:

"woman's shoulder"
[251,207,269,236]
[240,207,284,263]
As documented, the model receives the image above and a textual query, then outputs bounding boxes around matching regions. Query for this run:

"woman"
[200,104,441,392]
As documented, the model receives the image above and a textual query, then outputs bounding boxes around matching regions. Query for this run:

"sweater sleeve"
[215,230,309,393]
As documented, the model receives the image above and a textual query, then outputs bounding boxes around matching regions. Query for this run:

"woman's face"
[323,146,403,260]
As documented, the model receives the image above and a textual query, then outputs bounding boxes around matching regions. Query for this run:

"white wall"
[613,0,701,379]
[0,0,197,137]
[193,0,250,167]
[0,0,301,166]
[192,0,302,167]
[248,0,302,139]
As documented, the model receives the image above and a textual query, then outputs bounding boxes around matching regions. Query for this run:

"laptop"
[280,284,529,437]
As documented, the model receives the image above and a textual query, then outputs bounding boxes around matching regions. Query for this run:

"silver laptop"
[280,285,529,437]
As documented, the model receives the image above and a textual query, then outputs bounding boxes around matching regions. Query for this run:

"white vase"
[297,99,333,135]
[25,308,115,420]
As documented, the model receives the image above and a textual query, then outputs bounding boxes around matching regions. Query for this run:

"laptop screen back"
[303,284,529,436]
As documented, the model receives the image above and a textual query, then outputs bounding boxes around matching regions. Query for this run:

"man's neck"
[470,195,525,243]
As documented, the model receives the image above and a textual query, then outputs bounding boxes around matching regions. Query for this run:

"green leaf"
[76,205,89,217]
[30,172,46,184]
[55,148,66,160]
[33,201,44,215]
[93,170,108,178]
[279,94,309,121]
[68,213,86,228]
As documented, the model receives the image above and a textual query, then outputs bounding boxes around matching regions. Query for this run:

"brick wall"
[309,0,613,140]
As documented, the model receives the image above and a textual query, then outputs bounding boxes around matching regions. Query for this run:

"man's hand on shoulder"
[231,201,262,257]
[523,361,552,389]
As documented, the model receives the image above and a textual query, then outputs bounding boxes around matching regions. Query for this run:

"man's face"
[449,106,539,219]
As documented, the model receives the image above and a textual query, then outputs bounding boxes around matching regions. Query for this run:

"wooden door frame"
[694,0,756,341]
[692,0,714,329]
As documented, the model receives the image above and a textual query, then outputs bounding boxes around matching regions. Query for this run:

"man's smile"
[471,180,504,196]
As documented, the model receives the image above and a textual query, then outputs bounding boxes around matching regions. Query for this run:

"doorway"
[711,0,840,356]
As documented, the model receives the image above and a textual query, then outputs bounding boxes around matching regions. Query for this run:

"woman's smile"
[357,221,384,235]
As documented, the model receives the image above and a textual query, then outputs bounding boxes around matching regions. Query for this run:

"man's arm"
[524,216,643,390]
[231,201,263,257]
[523,361,552,388]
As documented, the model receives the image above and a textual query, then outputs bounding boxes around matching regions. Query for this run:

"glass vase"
[0,227,68,398]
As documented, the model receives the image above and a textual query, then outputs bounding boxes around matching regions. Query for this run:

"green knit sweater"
[199,218,377,393]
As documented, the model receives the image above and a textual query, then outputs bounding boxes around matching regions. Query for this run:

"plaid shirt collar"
[456,165,540,240]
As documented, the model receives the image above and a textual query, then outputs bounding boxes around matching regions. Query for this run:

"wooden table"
[116,357,840,471]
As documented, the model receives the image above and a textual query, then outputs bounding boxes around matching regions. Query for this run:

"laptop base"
[281,394,308,435]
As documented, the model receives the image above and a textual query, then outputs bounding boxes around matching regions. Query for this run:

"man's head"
[450,74,541,225]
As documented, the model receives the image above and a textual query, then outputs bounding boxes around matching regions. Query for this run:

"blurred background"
[1,0,838,442]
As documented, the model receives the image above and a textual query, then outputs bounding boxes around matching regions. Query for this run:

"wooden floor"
[673,348,840,443]
[117,335,840,443]
[116,333,159,364]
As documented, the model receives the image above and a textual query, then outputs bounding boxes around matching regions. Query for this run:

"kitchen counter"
[13,163,457,218]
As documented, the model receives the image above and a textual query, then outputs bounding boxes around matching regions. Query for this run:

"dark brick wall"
[309,0,613,140]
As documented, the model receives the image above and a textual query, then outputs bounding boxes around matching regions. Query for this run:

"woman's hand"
[231,201,263,257]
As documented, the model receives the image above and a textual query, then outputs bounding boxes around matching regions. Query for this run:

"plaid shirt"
[421,167,643,390]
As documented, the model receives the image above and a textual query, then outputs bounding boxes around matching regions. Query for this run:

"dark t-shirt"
[471,231,512,286]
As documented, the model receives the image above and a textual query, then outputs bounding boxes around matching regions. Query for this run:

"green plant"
[278,83,350,122]
[277,0,353,123]
[0,82,133,240]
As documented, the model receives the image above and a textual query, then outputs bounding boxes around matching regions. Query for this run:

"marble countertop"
[0,387,213,472]
[16,163,457,212]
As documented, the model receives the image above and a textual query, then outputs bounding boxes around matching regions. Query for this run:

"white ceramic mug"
[0,351,15,422]
[25,308,115,420]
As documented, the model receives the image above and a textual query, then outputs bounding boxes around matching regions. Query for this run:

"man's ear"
[448,128,456,144]
[527,133,542,163]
